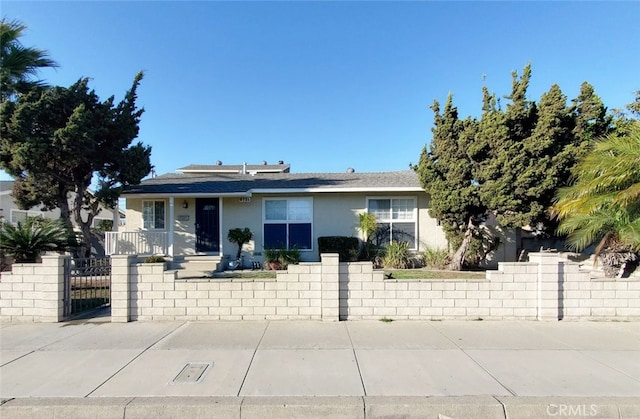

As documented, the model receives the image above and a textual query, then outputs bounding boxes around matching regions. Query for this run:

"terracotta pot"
[267,262,282,271]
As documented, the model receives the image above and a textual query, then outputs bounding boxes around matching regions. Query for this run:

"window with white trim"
[10,210,48,224]
[367,197,417,249]
[263,198,313,250]
[142,200,165,230]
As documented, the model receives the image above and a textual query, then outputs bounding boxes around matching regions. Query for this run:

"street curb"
[2,396,639,419]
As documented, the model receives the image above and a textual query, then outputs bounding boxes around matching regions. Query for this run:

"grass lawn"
[211,268,485,280]
[383,268,486,280]
[211,270,277,279]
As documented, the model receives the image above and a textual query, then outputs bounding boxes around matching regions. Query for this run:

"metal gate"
[63,257,111,317]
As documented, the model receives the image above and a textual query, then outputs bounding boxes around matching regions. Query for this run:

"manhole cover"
[171,362,212,384]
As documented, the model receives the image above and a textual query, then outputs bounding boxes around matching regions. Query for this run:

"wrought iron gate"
[63,257,111,317]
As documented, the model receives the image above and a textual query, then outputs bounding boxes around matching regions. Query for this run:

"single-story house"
[113,162,517,267]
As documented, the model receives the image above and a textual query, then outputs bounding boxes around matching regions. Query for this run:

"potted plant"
[263,247,282,270]
[227,228,253,268]
[280,246,300,269]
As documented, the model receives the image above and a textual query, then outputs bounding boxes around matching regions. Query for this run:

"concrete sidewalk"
[1,319,639,418]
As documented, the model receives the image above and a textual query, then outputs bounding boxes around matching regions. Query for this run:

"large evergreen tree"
[416,94,483,270]
[417,65,608,269]
[571,82,611,145]
[0,74,152,257]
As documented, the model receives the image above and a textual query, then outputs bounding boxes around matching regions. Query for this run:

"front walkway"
[1,320,639,418]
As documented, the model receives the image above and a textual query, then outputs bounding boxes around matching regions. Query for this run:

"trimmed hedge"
[317,236,360,262]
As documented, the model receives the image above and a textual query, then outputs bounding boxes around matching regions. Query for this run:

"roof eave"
[250,187,424,194]
[123,187,424,198]
[122,192,252,199]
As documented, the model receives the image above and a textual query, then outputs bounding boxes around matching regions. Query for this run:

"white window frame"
[262,197,313,251]
[141,200,166,230]
[366,196,418,250]
[10,209,48,224]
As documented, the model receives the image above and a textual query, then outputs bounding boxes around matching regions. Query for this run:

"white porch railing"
[105,231,168,256]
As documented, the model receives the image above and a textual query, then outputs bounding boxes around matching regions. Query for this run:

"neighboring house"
[0,180,122,229]
[112,162,517,266]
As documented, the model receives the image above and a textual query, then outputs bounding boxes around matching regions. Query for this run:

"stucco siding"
[416,193,448,251]
[125,192,449,260]
[174,198,196,255]
[125,198,144,231]
[221,197,262,260]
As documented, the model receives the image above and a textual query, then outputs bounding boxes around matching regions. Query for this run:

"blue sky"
[2,1,639,180]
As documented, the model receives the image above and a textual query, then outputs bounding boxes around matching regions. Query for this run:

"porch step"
[170,256,227,278]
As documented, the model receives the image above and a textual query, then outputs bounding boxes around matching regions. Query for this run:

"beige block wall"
[111,252,639,322]
[561,261,640,319]
[341,261,540,320]
[124,262,325,321]
[0,256,66,323]
[4,253,638,323]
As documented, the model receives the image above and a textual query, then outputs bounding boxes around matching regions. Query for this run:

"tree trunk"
[57,195,73,231]
[448,217,476,271]
[56,192,78,255]
[72,185,98,259]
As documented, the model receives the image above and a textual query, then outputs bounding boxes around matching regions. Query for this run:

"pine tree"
[0,74,152,257]
[571,82,612,152]
[417,94,482,270]
[417,65,615,269]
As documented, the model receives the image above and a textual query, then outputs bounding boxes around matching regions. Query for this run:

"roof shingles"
[123,171,422,196]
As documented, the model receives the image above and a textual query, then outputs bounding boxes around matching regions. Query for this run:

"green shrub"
[424,246,449,269]
[357,213,377,242]
[317,236,359,262]
[382,241,412,269]
[280,247,300,268]
[263,247,280,263]
[263,247,300,270]
[144,255,166,263]
[95,219,114,233]
[263,247,282,270]
[0,217,69,263]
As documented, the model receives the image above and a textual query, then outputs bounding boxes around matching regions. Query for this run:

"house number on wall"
[239,197,251,203]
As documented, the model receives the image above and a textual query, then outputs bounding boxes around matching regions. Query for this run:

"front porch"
[107,195,223,258]
[105,231,170,256]
[104,231,226,276]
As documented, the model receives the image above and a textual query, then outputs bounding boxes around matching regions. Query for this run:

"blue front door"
[195,198,219,253]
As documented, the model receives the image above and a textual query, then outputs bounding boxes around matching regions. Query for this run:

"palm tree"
[0,18,58,101]
[227,228,253,261]
[552,122,640,277]
[0,216,69,263]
